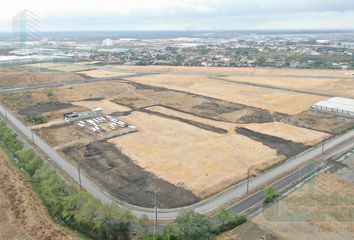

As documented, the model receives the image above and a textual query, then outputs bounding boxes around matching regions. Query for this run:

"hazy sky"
[1,0,354,31]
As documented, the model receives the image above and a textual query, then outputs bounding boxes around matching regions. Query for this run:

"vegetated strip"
[235,127,310,158]
[139,108,228,134]
[0,121,134,240]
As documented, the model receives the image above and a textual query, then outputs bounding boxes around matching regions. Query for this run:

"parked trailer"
[117,121,127,128]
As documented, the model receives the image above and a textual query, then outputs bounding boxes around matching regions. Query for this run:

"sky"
[1,0,354,31]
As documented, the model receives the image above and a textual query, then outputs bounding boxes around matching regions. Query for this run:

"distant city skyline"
[0,0,353,32]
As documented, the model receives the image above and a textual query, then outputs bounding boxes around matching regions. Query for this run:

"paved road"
[1,104,354,220]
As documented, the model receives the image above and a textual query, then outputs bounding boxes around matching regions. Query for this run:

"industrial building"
[311,97,354,118]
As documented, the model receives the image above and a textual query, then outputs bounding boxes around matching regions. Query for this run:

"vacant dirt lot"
[216,221,283,240]
[63,141,200,208]
[0,150,76,240]
[277,110,354,134]
[253,173,354,240]
[222,76,354,99]
[112,65,354,78]
[26,63,92,72]
[126,74,326,115]
[109,111,283,198]
[0,70,86,88]
[241,122,329,146]
[36,124,94,147]
[72,99,131,114]
[79,69,133,78]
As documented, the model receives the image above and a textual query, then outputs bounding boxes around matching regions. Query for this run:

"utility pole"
[4,108,8,120]
[247,168,250,193]
[78,161,82,190]
[153,191,157,240]
[322,133,326,154]
[31,130,35,144]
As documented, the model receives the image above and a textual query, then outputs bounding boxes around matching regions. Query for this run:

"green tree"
[174,210,216,240]
[137,215,149,239]
[216,208,247,233]
[264,185,278,204]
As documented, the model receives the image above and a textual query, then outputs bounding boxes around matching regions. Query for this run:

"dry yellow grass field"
[145,106,328,145]
[112,65,353,78]
[145,105,236,131]
[78,69,133,78]
[241,122,330,146]
[127,74,326,115]
[52,81,131,102]
[72,99,131,114]
[253,173,354,240]
[109,111,284,198]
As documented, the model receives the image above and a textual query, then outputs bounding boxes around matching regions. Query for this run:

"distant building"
[102,38,114,47]
[13,10,40,43]
[316,40,330,45]
[342,42,354,49]
[312,97,354,118]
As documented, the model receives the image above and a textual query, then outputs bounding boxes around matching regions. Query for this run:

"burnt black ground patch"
[18,102,74,116]
[235,128,310,158]
[62,141,200,208]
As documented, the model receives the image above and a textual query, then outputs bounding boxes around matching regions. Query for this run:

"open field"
[110,111,283,198]
[26,63,92,72]
[0,150,76,240]
[253,173,354,240]
[222,75,354,99]
[1,65,354,208]
[145,106,328,145]
[240,122,329,146]
[111,65,354,78]
[78,69,133,78]
[72,99,131,114]
[126,74,326,115]
[0,70,86,88]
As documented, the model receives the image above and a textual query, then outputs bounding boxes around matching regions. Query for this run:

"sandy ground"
[109,111,283,198]
[241,122,330,146]
[126,74,326,115]
[145,105,236,131]
[30,118,66,130]
[72,99,131,114]
[25,63,92,72]
[78,69,132,78]
[221,75,340,91]
[222,76,354,99]
[36,124,95,147]
[216,221,283,240]
[253,173,354,240]
[112,65,354,78]
[0,71,85,88]
[0,150,76,240]
[52,81,130,102]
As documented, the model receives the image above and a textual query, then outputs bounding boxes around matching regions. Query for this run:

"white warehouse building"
[311,97,354,118]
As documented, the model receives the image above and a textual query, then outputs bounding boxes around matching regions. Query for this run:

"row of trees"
[0,121,251,240]
[0,121,133,240]
[137,208,247,240]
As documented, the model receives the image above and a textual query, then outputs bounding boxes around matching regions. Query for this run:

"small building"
[311,97,354,118]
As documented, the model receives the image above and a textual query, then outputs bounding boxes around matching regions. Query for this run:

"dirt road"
[0,149,76,240]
